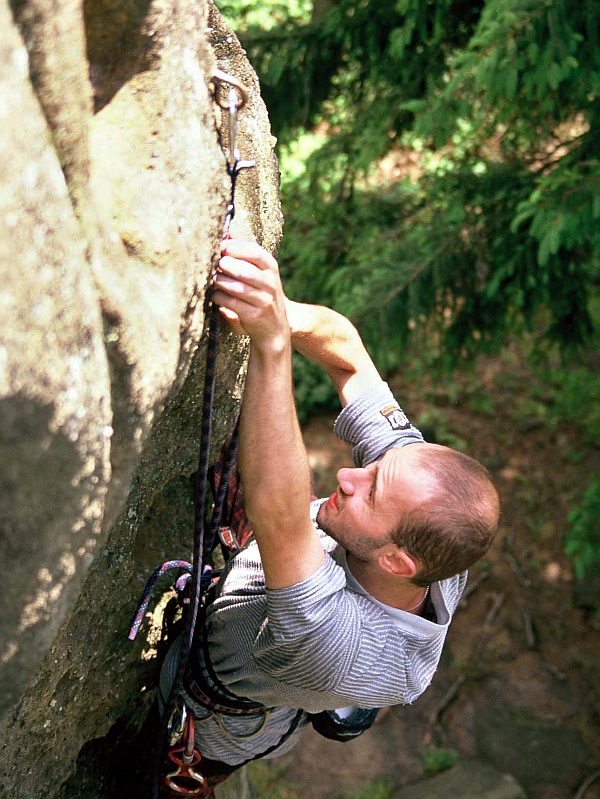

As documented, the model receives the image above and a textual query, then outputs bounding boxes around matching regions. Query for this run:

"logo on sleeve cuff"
[380,404,411,431]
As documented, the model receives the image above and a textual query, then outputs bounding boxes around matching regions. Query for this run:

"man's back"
[159,507,466,766]
[206,519,467,712]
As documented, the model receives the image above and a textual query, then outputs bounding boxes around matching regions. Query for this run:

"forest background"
[217,0,599,597]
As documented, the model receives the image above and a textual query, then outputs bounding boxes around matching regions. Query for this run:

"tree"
[221,0,599,372]
[219,0,600,585]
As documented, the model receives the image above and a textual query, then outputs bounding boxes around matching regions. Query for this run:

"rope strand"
[148,71,254,799]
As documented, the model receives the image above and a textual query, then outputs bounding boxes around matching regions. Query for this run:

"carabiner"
[212,70,255,171]
[167,700,188,748]
[164,711,211,796]
[226,86,240,170]
[212,70,248,110]
[211,70,256,234]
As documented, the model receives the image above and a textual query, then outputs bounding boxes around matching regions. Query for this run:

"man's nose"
[337,467,367,496]
[336,468,355,496]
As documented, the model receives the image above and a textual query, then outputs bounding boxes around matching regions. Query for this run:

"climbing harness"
[183,617,268,716]
[129,69,256,798]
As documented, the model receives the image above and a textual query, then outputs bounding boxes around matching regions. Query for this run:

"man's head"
[316,443,500,586]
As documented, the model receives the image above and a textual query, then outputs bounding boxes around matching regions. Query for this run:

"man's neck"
[346,552,428,614]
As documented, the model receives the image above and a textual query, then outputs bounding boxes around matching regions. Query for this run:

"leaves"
[217,0,599,380]
[216,0,600,630]
[565,477,600,583]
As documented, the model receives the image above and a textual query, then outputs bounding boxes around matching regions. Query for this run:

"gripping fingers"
[212,288,251,316]
[218,256,277,290]
[215,239,289,346]
[217,305,244,335]
[212,289,278,333]
[220,239,279,273]
[213,273,275,307]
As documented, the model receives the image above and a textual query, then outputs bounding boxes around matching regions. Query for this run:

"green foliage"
[565,477,600,582]
[217,0,600,579]
[546,365,600,446]
[244,760,302,798]
[415,409,467,451]
[217,0,311,31]
[341,777,395,799]
[468,392,495,416]
[243,761,395,799]
[218,0,598,374]
[416,0,598,142]
[292,353,338,423]
[422,745,460,775]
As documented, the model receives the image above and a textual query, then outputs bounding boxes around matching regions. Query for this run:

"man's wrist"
[249,329,292,359]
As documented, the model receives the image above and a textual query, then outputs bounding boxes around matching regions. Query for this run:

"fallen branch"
[461,570,490,603]
[484,592,506,628]
[503,552,530,590]
[521,608,538,650]
[541,659,567,682]
[428,674,467,729]
[573,770,600,799]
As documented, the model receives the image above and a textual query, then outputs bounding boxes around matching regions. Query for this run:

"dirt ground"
[273,353,600,799]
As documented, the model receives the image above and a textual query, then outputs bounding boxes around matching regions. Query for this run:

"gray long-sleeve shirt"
[160,383,467,765]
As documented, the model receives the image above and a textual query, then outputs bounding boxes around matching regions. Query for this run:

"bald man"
[160,239,499,791]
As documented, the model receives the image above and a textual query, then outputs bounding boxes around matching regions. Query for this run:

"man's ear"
[377,545,419,578]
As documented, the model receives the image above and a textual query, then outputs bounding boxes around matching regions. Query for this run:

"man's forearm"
[238,340,325,588]
[239,339,309,527]
[285,300,382,406]
[212,240,326,590]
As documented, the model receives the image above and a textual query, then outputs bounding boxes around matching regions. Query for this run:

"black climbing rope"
[129,70,256,799]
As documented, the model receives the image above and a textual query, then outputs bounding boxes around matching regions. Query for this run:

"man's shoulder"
[333,382,425,467]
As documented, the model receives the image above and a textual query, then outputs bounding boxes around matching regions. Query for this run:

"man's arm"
[213,240,325,589]
[285,300,382,407]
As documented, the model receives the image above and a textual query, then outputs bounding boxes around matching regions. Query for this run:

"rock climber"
[159,238,500,791]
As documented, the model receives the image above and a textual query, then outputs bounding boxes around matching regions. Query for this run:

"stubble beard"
[316,504,382,562]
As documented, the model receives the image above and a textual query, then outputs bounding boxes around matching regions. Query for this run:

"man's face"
[316,444,437,562]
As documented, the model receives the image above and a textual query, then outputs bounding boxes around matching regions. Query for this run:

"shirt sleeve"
[252,557,387,695]
[333,382,424,466]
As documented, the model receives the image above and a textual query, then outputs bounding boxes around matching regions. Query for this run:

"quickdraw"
[212,69,256,236]
[129,69,256,799]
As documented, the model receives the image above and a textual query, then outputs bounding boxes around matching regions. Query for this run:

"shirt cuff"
[265,556,346,639]
[333,382,424,466]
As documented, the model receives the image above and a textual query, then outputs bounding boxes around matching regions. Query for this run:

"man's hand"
[213,239,290,352]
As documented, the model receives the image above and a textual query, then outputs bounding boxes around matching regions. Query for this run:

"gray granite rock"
[0,0,281,795]
[475,701,589,788]
[394,760,526,799]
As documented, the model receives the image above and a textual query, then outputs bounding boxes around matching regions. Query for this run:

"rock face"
[394,761,526,799]
[0,0,281,795]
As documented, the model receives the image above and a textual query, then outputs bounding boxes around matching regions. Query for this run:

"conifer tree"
[221,0,598,367]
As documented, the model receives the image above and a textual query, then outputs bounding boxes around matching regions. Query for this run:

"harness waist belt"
[183,627,268,717]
